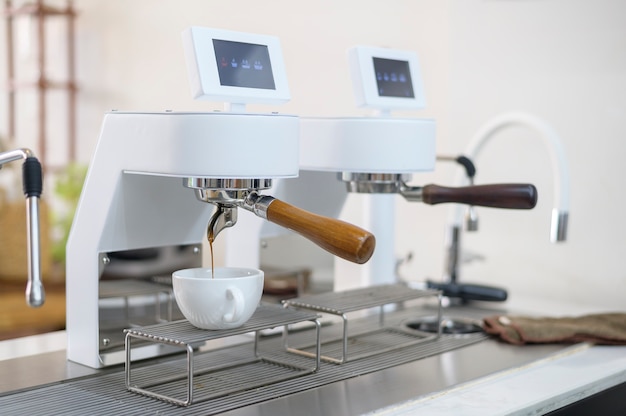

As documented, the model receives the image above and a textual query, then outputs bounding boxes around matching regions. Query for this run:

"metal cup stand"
[123,284,441,406]
[124,304,321,406]
[283,284,442,364]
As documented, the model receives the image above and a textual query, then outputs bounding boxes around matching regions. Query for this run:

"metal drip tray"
[125,304,321,406]
[283,283,443,363]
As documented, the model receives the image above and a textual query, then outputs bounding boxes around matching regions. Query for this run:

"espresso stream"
[208,228,215,279]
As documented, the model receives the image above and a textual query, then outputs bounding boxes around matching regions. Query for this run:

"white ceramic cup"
[172,267,264,330]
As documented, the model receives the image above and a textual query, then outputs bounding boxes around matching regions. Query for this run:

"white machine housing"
[66,112,298,368]
[273,45,435,291]
[299,117,434,173]
[67,27,298,368]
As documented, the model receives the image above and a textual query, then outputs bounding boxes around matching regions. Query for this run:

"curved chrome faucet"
[438,112,571,300]
[0,148,45,307]
[456,111,570,242]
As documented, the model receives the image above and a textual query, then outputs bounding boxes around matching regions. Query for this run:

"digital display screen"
[373,57,415,98]
[213,39,276,90]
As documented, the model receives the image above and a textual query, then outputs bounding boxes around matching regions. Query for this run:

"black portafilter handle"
[422,183,538,209]
[426,280,508,302]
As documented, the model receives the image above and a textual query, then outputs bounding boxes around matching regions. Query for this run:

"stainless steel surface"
[184,177,273,192]
[551,209,569,242]
[185,177,273,206]
[0,147,33,164]
[0,302,600,415]
[398,182,425,202]
[0,350,101,393]
[97,247,200,364]
[100,279,173,299]
[0,311,487,415]
[100,279,175,324]
[207,204,238,241]
[26,195,44,307]
[240,191,275,220]
[125,305,321,406]
[192,188,249,206]
[407,315,484,335]
[465,204,478,231]
[221,341,577,416]
[445,225,461,281]
[340,172,409,194]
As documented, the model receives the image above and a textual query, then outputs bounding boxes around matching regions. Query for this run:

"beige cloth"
[482,313,626,345]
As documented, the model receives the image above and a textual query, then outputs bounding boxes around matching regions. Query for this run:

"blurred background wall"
[0,0,624,315]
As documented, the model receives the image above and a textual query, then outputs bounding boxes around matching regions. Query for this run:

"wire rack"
[283,283,442,363]
[124,304,320,406]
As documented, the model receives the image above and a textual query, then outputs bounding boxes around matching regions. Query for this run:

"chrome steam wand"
[0,148,45,307]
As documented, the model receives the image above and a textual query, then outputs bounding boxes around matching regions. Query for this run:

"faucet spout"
[458,112,570,242]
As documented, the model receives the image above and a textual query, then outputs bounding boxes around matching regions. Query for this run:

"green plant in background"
[51,163,87,264]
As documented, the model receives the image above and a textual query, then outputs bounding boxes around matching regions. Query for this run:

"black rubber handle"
[422,183,537,209]
[455,156,476,179]
[22,157,43,198]
[427,280,508,302]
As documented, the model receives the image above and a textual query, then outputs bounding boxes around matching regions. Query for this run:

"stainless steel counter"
[0,333,562,412]
[218,340,580,416]
[1,304,625,415]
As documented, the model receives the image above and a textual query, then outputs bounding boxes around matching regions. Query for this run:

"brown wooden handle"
[422,183,538,209]
[265,199,376,264]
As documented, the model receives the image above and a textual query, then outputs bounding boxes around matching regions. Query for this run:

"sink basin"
[406,315,484,335]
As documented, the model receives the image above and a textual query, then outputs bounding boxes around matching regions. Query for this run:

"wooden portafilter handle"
[267,199,376,264]
[421,183,538,209]
[262,198,376,264]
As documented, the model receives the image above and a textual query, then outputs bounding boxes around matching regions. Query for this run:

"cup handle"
[223,286,245,323]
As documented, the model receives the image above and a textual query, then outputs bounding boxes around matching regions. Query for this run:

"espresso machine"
[65,27,374,369]
[280,46,537,292]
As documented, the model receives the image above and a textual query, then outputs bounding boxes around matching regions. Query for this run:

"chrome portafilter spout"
[206,204,238,243]
[0,148,45,307]
[185,177,272,242]
[184,177,376,264]
[342,173,409,194]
